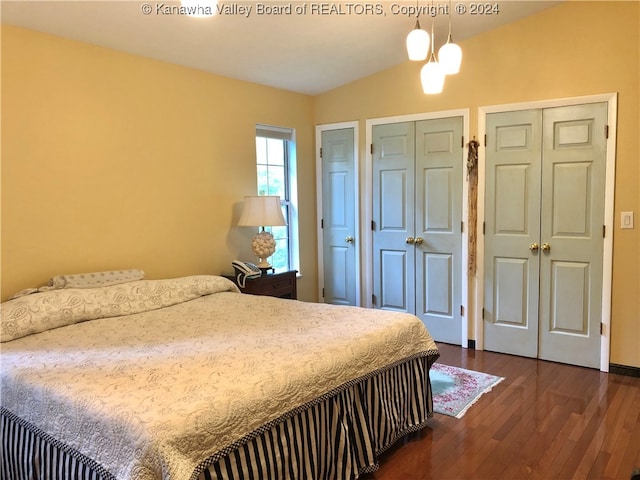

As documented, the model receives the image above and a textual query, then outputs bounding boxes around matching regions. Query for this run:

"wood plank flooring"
[365,343,640,480]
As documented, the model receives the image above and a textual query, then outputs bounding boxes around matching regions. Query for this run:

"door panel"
[328,246,349,302]
[495,165,529,234]
[423,253,453,316]
[538,103,607,368]
[372,122,415,313]
[321,128,356,306]
[380,250,410,310]
[494,257,529,327]
[415,118,463,344]
[484,110,542,358]
[550,261,589,333]
[552,163,591,236]
[424,168,453,231]
[380,170,409,230]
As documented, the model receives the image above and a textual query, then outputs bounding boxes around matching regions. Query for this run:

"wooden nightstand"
[225,270,298,299]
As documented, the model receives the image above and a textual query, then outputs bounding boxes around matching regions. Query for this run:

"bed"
[1,275,439,479]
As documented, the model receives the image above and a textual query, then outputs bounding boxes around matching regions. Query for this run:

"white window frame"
[255,124,300,274]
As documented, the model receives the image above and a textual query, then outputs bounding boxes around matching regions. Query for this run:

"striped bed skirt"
[2,353,437,480]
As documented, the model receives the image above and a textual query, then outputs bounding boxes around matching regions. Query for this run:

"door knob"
[529,243,539,252]
[406,237,415,245]
[414,237,424,245]
[345,236,354,244]
[541,243,551,253]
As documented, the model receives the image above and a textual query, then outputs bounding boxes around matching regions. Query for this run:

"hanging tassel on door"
[467,137,480,276]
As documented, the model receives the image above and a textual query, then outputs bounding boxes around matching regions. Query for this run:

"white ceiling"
[1,0,560,95]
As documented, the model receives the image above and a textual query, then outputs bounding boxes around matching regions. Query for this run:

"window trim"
[256,124,300,275]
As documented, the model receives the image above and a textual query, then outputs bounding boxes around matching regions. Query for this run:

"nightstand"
[225,270,298,299]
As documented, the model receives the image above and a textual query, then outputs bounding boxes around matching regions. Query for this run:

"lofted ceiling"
[1,0,560,95]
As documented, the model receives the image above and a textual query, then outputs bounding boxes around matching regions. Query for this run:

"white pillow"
[1,275,239,342]
[9,269,146,299]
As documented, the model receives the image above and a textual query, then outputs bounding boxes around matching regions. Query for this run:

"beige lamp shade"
[237,196,286,269]
[237,196,286,227]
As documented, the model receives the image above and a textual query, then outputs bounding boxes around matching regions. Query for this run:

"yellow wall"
[1,25,318,301]
[2,1,639,368]
[314,1,640,368]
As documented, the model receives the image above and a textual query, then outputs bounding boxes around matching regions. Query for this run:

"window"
[255,125,299,273]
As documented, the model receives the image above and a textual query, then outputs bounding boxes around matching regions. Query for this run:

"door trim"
[365,109,471,347]
[476,93,618,372]
[315,121,360,305]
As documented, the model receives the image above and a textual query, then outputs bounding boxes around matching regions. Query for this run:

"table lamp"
[237,195,287,271]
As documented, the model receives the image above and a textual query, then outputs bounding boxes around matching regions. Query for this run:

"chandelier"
[405,0,462,94]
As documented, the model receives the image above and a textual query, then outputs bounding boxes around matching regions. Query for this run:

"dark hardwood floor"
[366,343,640,480]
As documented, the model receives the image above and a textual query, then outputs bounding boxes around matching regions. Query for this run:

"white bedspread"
[1,275,437,480]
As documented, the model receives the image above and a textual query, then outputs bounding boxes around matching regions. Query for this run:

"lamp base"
[255,258,272,269]
[251,230,276,271]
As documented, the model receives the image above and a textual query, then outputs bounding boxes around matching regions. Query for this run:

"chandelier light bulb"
[406,20,430,61]
[438,35,463,74]
[421,54,445,94]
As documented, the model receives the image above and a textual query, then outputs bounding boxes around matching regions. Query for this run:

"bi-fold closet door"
[484,103,608,369]
[371,117,463,345]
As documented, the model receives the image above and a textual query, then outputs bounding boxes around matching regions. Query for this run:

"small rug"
[430,363,504,418]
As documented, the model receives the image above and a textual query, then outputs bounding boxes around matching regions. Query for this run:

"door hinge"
[600,322,604,335]
[483,221,486,235]
[372,294,377,306]
[321,218,324,229]
[370,144,374,155]
[603,225,606,238]
[461,221,464,233]
[484,134,487,147]
[319,147,323,158]
[482,308,485,320]
[460,305,464,316]
[371,220,376,231]
[605,125,609,139]
[322,287,325,298]
[461,136,464,148]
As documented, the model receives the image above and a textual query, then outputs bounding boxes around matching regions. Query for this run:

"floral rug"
[430,363,505,418]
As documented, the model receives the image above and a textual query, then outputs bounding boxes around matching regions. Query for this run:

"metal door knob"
[541,243,551,253]
[414,237,424,245]
[345,236,354,244]
[529,243,539,252]
[406,237,415,245]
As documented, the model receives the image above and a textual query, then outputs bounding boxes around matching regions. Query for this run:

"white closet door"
[321,127,357,306]
[372,117,463,345]
[484,102,608,368]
